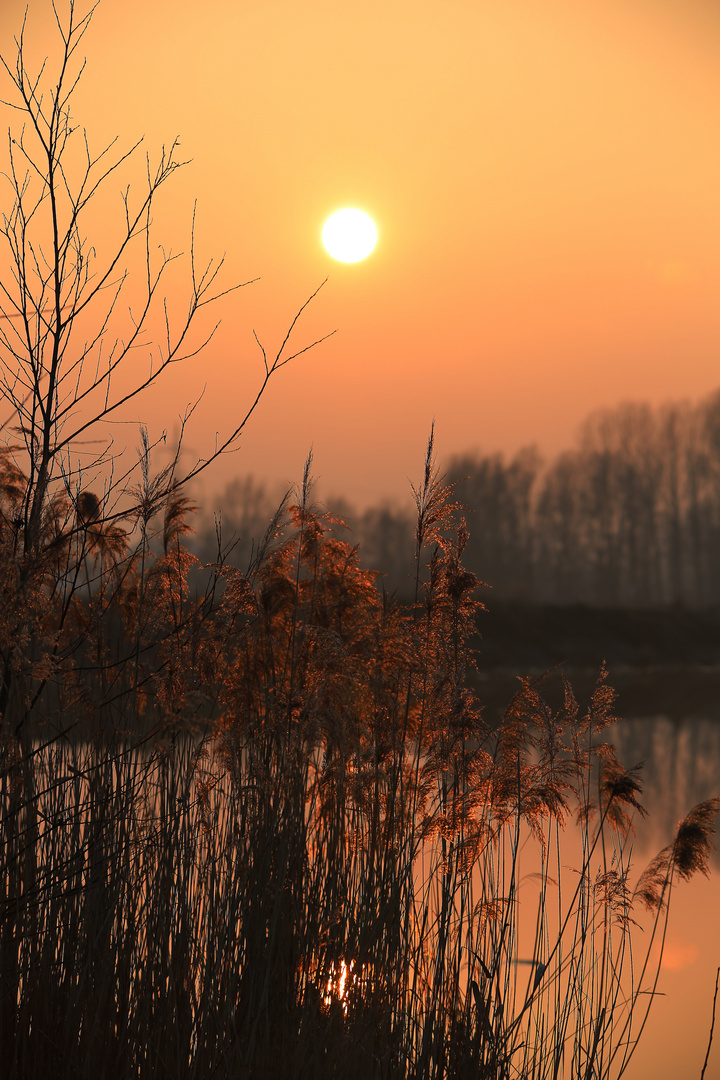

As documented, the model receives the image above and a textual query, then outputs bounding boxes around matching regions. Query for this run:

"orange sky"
[1,0,720,507]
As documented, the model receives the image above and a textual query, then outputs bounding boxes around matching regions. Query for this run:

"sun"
[322,208,377,263]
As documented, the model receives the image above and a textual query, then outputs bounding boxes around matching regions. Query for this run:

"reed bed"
[0,440,717,1080]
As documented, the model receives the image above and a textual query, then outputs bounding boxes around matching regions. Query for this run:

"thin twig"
[700,966,720,1080]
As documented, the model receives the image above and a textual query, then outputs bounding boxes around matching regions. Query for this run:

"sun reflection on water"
[322,959,375,1016]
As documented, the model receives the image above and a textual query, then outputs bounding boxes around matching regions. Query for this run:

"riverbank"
[473,603,720,723]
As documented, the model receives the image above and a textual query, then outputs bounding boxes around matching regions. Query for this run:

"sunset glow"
[0,0,717,504]
[2,5,720,1079]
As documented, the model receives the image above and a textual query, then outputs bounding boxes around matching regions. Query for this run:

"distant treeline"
[194,390,720,608]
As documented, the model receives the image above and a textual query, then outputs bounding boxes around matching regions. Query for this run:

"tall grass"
[0,439,717,1079]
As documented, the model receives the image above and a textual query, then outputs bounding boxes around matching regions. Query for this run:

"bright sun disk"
[322,208,377,263]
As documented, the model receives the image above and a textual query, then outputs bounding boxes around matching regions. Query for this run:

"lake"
[20,689,720,1076]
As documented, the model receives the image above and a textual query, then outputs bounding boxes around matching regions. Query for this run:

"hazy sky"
[1,0,719,506]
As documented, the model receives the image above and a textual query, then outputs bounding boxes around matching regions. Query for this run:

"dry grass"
[0,440,718,1080]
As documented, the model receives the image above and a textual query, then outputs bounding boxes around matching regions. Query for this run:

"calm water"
[610,713,720,1079]
[28,711,720,1075]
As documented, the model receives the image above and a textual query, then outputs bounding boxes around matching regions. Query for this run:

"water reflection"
[609,712,720,1079]
[20,712,720,1077]
[611,715,720,859]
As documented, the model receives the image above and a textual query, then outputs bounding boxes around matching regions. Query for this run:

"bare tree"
[0,0,331,736]
[447,447,541,602]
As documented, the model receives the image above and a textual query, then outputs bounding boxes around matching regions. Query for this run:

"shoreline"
[470,663,720,724]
